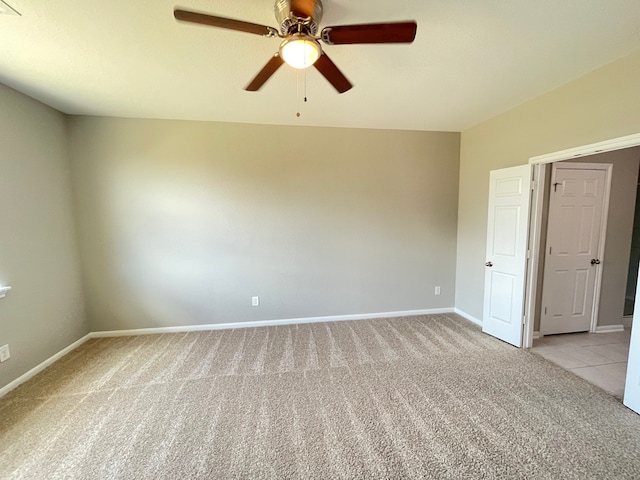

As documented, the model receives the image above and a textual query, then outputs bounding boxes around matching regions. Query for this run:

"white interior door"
[483,165,532,347]
[540,164,609,335]
[624,269,640,414]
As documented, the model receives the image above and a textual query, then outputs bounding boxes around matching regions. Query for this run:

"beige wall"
[0,84,87,389]
[456,50,640,321]
[68,117,460,331]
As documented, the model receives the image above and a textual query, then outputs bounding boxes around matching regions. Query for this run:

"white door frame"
[523,132,640,348]
[540,162,612,335]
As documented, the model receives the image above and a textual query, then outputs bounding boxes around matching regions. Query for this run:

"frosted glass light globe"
[280,35,321,69]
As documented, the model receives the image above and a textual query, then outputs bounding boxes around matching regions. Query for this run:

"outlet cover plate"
[0,344,10,362]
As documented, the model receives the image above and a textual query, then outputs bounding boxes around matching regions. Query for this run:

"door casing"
[523,133,640,348]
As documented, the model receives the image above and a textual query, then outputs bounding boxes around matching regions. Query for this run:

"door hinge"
[523,315,526,325]
[544,306,547,315]
[549,246,552,255]
[531,180,535,191]
[526,249,531,259]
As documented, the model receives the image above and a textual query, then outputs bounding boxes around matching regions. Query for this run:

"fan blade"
[174,9,275,37]
[313,53,353,94]
[290,0,317,18]
[321,21,417,45]
[245,54,285,91]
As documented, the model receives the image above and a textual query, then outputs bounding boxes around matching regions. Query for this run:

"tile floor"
[531,329,631,398]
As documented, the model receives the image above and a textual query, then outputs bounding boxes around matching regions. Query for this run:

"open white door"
[624,266,640,415]
[483,165,532,347]
[540,164,610,335]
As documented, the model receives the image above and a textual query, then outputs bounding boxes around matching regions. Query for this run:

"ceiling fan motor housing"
[274,0,323,36]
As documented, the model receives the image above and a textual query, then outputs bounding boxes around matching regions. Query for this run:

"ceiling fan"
[174,0,417,94]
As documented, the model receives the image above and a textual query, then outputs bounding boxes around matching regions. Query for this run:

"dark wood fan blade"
[290,0,317,18]
[245,54,285,91]
[174,9,275,37]
[321,21,417,45]
[313,53,353,94]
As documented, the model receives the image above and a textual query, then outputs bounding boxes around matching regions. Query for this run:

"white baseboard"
[453,308,482,327]
[1,308,458,398]
[91,308,456,338]
[595,324,625,333]
[622,316,632,329]
[0,333,92,398]
[533,331,541,339]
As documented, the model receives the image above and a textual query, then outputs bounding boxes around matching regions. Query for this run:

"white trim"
[533,331,541,339]
[595,324,625,333]
[0,334,92,398]
[623,316,633,328]
[1,308,456,396]
[453,308,482,327]
[529,133,640,165]
[524,163,546,348]
[90,308,455,338]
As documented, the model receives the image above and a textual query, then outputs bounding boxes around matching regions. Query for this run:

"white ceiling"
[1,0,639,132]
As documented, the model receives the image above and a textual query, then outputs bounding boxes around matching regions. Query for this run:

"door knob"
[485,262,493,267]
[590,258,601,265]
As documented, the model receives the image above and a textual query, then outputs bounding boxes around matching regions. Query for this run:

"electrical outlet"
[251,296,260,307]
[0,344,10,362]
[435,286,441,295]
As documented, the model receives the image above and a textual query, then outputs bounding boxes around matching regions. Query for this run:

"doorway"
[532,147,640,339]
[527,143,640,405]
[481,133,640,413]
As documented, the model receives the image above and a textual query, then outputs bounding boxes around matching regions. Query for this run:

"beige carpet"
[1,314,640,479]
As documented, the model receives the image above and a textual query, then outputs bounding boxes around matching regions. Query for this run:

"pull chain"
[296,69,301,118]
[296,69,309,118]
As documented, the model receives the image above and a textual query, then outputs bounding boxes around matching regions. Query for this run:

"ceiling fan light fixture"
[279,34,321,69]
